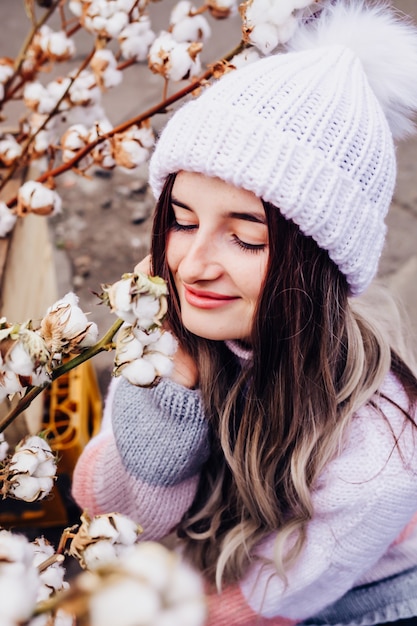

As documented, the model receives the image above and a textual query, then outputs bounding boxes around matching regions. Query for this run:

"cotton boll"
[115,330,144,365]
[89,578,161,626]
[0,201,17,237]
[40,30,75,61]
[68,70,101,107]
[91,49,123,90]
[119,18,156,61]
[169,43,202,80]
[9,449,40,475]
[0,370,25,400]
[23,435,53,453]
[9,474,46,502]
[0,432,9,461]
[144,352,173,377]
[68,0,83,17]
[6,341,36,377]
[0,58,14,84]
[83,541,118,570]
[165,560,205,604]
[0,134,23,167]
[103,276,136,323]
[17,181,62,216]
[112,513,141,545]
[148,331,178,357]
[248,22,279,53]
[78,322,99,348]
[132,326,162,346]
[132,294,161,329]
[88,119,115,169]
[89,515,120,540]
[120,358,156,386]
[170,0,194,23]
[121,542,174,592]
[23,82,56,114]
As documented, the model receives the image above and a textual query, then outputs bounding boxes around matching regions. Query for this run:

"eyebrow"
[171,197,267,225]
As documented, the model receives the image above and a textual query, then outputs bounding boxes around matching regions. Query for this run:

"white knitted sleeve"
[239,372,417,621]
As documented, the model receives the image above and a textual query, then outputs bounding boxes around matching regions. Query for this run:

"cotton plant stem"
[0,318,123,434]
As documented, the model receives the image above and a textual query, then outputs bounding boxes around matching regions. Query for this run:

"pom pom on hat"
[149,0,417,295]
[287,0,417,140]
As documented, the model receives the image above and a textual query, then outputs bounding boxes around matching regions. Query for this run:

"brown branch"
[0,47,96,195]
[4,40,245,209]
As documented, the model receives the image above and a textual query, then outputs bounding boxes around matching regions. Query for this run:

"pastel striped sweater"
[72,369,417,625]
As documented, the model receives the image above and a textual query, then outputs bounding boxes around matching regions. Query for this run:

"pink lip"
[183,285,238,309]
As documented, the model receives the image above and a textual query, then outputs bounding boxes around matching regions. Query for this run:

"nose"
[177,231,223,284]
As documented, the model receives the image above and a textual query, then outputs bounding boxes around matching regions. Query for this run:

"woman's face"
[166,171,269,343]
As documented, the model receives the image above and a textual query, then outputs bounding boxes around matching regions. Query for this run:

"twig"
[0,318,123,434]
[0,47,96,195]
[5,40,246,208]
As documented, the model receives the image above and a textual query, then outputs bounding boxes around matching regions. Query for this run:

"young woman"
[73,2,417,624]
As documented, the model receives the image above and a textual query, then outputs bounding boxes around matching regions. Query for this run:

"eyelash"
[171,220,266,254]
[231,235,266,254]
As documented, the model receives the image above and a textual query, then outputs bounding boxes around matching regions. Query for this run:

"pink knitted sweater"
[72,368,417,625]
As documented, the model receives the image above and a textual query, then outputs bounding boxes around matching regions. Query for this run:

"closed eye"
[171,219,197,232]
[231,235,266,254]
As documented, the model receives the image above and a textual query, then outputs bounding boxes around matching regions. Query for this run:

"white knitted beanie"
[149,1,417,295]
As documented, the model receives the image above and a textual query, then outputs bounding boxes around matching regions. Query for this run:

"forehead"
[172,171,265,218]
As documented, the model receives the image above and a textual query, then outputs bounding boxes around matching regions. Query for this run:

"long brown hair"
[151,173,417,587]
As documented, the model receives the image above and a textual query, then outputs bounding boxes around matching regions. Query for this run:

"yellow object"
[0,360,102,529]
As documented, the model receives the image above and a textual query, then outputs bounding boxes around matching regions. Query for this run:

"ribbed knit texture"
[72,370,417,624]
[149,43,393,296]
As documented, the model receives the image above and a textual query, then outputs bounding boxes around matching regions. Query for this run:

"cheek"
[166,232,179,273]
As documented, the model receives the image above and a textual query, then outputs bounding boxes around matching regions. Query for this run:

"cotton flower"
[38,25,75,62]
[31,537,67,603]
[114,325,177,386]
[7,326,50,374]
[0,369,25,402]
[101,271,168,328]
[170,1,211,43]
[113,123,154,169]
[68,70,101,108]
[148,32,202,81]
[0,134,23,167]
[65,541,205,626]
[68,512,143,570]
[0,530,40,625]
[6,435,57,502]
[0,57,14,85]
[0,201,17,237]
[23,81,56,114]
[88,119,115,169]
[0,432,9,461]
[16,181,62,216]
[81,0,129,38]
[207,0,238,19]
[118,17,156,61]
[241,0,315,53]
[60,123,92,168]
[40,291,99,356]
[68,0,85,17]
[90,49,123,90]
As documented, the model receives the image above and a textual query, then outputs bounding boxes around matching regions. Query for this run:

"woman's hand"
[134,254,152,275]
[134,254,199,389]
